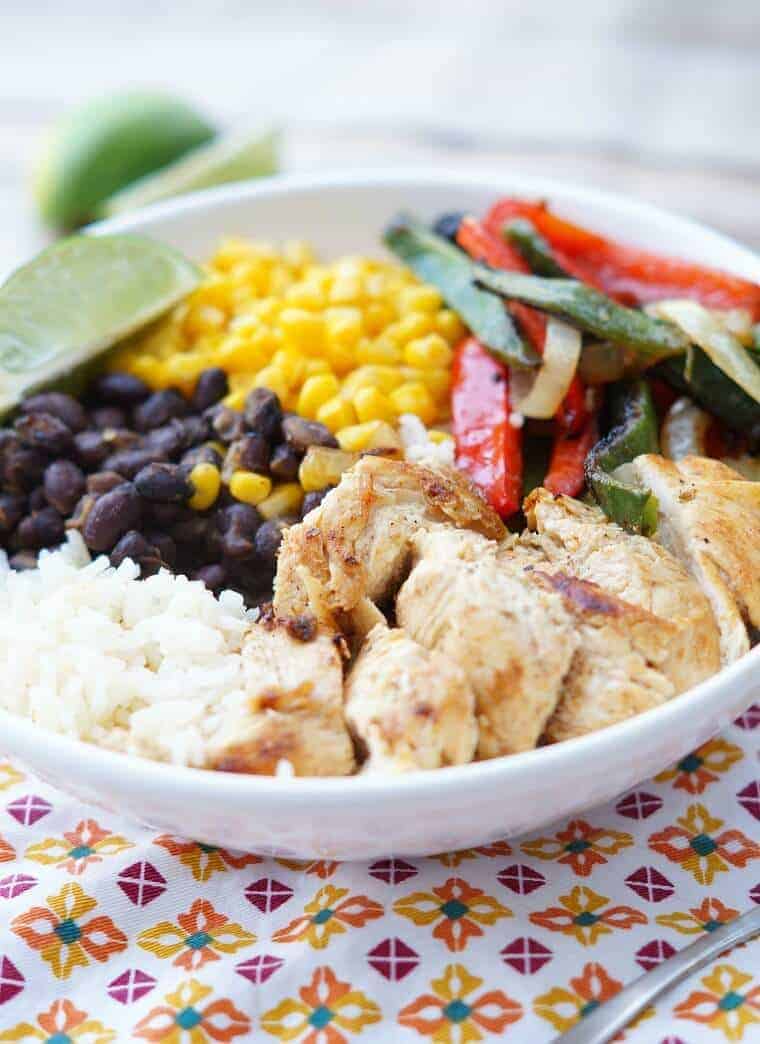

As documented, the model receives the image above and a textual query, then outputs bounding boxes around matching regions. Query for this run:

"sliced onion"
[647,299,760,406]
[510,318,581,419]
[722,456,760,481]
[660,396,710,459]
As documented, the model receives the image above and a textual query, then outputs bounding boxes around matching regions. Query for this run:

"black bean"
[216,502,260,559]
[91,372,150,406]
[282,414,338,453]
[16,507,65,549]
[86,470,126,495]
[15,413,74,456]
[103,428,142,453]
[74,430,110,469]
[43,460,86,514]
[148,502,187,528]
[142,420,186,459]
[192,368,229,412]
[2,444,47,492]
[103,448,166,479]
[244,387,282,440]
[9,550,38,571]
[270,442,301,480]
[82,484,141,552]
[0,493,26,534]
[28,487,48,512]
[143,530,177,568]
[193,562,227,593]
[134,462,192,503]
[22,392,87,433]
[206,404,247,444]
[181,443,223,471]
[133,389,188,432]
[171,514,210,547]
[110,530,164,575]
[222,434,269,481]
[254,518,290,571]
[301,486,333,518]
[90,406,127,430]
[177,415,210,448]
[66,493,99,532]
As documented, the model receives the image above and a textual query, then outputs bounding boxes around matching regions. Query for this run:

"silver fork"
[557,904,760,1044]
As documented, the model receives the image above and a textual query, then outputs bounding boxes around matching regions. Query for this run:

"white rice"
[398,413,455,468]
[0,532,258,766]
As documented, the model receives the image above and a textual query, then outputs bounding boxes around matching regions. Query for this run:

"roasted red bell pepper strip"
[451,336,522,517]
[544,412,599,497]
[457,216,589,434]
[485,198,760,319]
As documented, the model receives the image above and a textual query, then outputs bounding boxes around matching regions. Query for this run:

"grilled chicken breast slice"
[345,625,478,773]
[532,571,701,743]
[274,456,504,635]
[205,620,355,776]
[396,528,578,757]
[632,454,760,664]
[521,486,721,679]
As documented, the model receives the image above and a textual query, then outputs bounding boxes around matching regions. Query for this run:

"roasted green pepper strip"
[657,348,760,441]
[585,379,660,536]
[503,218,569,277]
[473,266,690,361]
[383,214,539,369]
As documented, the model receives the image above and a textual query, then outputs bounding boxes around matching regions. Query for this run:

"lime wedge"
[0,234,201,413]
[101,127,280,217]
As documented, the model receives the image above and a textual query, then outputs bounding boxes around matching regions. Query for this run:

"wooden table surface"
[1,1,758,273]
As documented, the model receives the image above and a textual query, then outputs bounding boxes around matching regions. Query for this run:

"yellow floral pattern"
[675,964,760,1041]
[273,885,383,949]
[262,965,381,1042]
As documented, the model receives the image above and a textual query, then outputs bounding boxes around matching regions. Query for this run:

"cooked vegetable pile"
[385,198,760,531]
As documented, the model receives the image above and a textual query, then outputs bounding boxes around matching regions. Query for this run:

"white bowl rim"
[3,166,758,805]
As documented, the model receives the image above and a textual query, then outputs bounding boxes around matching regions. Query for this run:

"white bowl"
[2,169,758,860]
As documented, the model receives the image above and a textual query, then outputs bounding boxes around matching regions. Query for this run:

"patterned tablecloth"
[0,707,757,1043]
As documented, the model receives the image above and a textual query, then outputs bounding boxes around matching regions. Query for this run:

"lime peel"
[0,234,200,414]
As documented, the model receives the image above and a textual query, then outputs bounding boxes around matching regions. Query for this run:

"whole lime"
[34,91,216,229]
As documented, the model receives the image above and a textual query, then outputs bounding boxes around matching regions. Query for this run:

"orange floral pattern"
[432,841,513,868]
[675,963,760,1041]
[529,885,647,945]
[649,803,760,885]
[154,835,262,882]
[394,877,511,952]
[398,963,522,1041]
[655,739,743,794]
[262,965,381,1042]
[134,978,250,1042]
[137,898,255,970]
[11,881,127,979]
[25,818,132,875]
[0,998,115,1043]
[273,885,383,949]
[277,858,340,879]
[657,897,739,936]
[521,819,633,876]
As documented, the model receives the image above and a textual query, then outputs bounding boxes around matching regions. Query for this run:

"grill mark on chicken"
[536,571,623,616]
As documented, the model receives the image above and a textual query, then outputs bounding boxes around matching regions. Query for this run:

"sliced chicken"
[396,528,578,757]
[521,487,721,679]
[345,625,478,773]
[531,571,704,743]
[205,619,355,776]
[274,455,504,635]
[632,454,760,663]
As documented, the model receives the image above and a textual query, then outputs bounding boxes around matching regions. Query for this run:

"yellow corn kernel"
[278,308,324,354]
[284,282,325,311]
[271,347,306,386]
[428,429,454,445]
[283,240,315,272]
[400,366,451,400]
[125,354,169,389]
[182,304,227,340]
[317,395,357,433]
[299,447,359,492]
[297,374,341,419]
[222,390,247,410]
[399,285,443,315]
[404,333,453,369]
[216,333,270,373]
[249,297,282,323]
[229,471,272,506]
[435,308,466,344]
[341,365,403,398]
[336,420,401,453]
[354,338,403,366]
[303,358,333,378]
[386,312,433,346]
[324,343,357,376]
[188,463,222,511]
[390,382,437,425]
[363,301,396,335]
[254,366,290,404]
[257,483,304,521]
[324,307,363,349]
[353,386,396,424]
